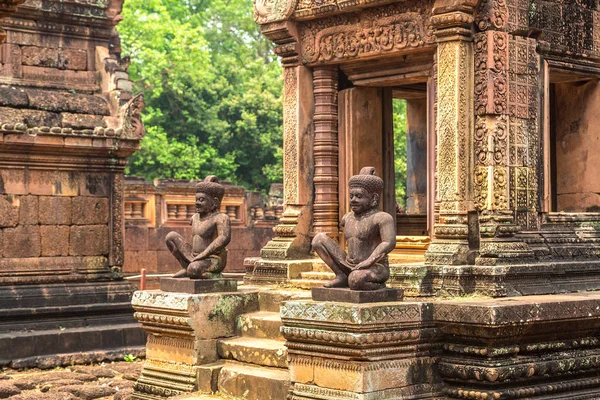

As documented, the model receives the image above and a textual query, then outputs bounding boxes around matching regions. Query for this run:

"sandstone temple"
[3,0,600,400]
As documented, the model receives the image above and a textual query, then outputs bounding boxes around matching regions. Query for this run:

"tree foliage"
[393,99,408,208]
[118,0,283,192]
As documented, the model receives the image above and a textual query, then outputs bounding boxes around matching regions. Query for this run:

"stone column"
[312,66,340,241]
[406,98,428,215]
[425,10,476,266]
[471,5,535,265]
[248,22,316,283]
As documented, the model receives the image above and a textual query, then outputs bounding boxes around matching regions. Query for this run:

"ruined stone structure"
[124,177,282,277]
[0,0,146,367]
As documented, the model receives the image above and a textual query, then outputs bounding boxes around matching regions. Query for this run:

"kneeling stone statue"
[312,167,396,291]
[165,176,231,279]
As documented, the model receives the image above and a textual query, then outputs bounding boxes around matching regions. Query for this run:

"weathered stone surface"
[61,113,106,129]
[112,388,134,400]
[218,337,288,368]
[69,225,109,256]
[312,287,403,303]
[18,195,38,225]
[0,195,18,227]
[125,226,149,251]
[71,197,109,225]
[38,196,71,225]
[27,90,110,116]
[160,278,238,294]
[0,87,29,108]
[217,363,289,400]
[11,394,77,400]
[21,46,59,68]
[196,363,223,393]
[40,379,85,392]
[54,384,117,399]
[2,225,41,258]
[40,225,70,256]
[237,311,283,340]
[0,107,61,127]
[0,382,20,398]
[12,372,96,390]
[124,250,158,274]
[59,49,87,71]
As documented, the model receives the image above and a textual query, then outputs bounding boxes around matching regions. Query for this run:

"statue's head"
[195,175,225,215]
[348,167,384,215]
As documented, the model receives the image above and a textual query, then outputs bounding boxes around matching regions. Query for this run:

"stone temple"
[129,0,600,398]
[3,0,600,399]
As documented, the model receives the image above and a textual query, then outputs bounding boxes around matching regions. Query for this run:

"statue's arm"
[192,215,231,261]
[354,213,396,270]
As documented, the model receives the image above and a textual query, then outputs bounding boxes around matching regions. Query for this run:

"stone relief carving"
[299,3,434,64]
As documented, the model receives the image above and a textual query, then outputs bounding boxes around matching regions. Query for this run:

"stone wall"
[0,0,147,368]
[123,177,282,275]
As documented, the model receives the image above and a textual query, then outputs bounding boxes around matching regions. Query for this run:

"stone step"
[289,279,329,289]
[311,261,333,273]
[300,271,335,280]
[217,337,288,368]
[258,289,311,312]
[217,361,290,400]
[237,311,283,340]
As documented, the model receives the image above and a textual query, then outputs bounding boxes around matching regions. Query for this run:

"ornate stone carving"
[299,2,435,65]
[254,0,298,24]
[120,94,145,140]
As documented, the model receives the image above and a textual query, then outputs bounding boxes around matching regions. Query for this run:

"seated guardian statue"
[312,167,396,291]
[165,176,231,279]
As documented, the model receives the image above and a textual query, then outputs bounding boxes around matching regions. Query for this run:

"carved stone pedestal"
[131,289,258,399]
[281,299,438,399]
[435,293,600,400]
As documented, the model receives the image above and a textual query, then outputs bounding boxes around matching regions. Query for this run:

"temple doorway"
[336,55,434,259]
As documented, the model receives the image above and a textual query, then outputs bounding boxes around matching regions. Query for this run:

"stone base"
[311,287,403,303]
[244,258,314,284]
[160,278,237,294]
[131,289,259,399]
[435,293,600,400]
[0,281,146,368]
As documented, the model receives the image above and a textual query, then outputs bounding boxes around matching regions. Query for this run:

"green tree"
[118,0,283,192]
[393,99,408,208]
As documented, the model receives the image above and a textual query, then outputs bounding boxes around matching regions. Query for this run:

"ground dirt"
[0,359,143,399]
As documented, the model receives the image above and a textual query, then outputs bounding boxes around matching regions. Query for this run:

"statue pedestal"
[160,278,238,294]
[131,289,258,399]
[281,299,438,399]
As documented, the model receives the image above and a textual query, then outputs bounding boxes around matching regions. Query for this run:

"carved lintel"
[261,21,301,65]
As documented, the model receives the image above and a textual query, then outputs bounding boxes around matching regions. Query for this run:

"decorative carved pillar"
[248,20,316,283]
[425,10,476,266]
[312,66,340,240]
[471,3,535,265]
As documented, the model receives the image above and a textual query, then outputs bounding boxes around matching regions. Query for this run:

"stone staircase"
[195,289,310,400]
[289,261,334,289]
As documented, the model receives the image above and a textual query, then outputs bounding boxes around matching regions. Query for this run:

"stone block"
[311,287,403,303]
[125,226,149,251]
[18,195,38,225]
[28,170,79,197]
[40,225,70,256]
[0,169,27,195]
[3,225,41,258]
[146,335,218,365]
[81,173,111,197]
[0,195,19,227]
[132,290,259,339]
[61,113,106,129]
[196,363,223,393]
[21,46,58,68]
[69,225,109,256]
[160,278,237,294]
[124,250,157,274]
[27,89,110,116]
[59,49,87,71]
[0,107,61,128]
[71,197,109,225]
[39,196,71,225]
[217,362,290,400]
[64,137,93,147]
[0,86,29,107]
